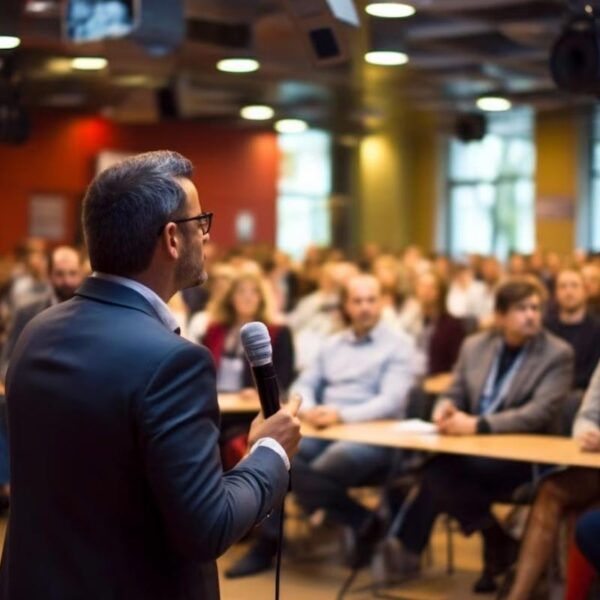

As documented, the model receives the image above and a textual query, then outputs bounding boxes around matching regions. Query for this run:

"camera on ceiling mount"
[550,0,600,94]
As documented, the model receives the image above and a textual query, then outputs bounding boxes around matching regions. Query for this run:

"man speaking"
[0,151,301,599]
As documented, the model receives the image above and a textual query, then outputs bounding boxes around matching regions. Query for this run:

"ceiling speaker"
[280,0,359,66]
[550,17,600,94]
[454,114,487,142]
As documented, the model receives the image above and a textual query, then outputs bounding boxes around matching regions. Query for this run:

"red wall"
[0,111,280,254]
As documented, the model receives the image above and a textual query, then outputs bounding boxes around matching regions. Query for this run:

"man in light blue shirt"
[227,274,417,577]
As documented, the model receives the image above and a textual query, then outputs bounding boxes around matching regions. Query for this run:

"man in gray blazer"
[0,151,301,600]
[387,277,574,593]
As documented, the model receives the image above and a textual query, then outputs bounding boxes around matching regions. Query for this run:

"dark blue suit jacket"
[0,277,288,599]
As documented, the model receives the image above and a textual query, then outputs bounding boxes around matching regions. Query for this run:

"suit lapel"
[471,335,502,412]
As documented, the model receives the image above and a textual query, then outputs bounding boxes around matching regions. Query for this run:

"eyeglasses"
[158,211,213,236]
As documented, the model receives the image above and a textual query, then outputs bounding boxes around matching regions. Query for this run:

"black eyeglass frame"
[157,211,213,236]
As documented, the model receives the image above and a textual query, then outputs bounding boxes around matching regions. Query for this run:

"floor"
[217,517,499,600]
[0,508,562,599]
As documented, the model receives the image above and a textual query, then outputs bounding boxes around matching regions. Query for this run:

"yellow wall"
[408,112,439,251]
[358,127,410,250]
[356,111,440,252]
[535,109,582,253]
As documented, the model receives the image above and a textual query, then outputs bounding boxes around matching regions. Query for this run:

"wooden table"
[302,420,600,469]
[218,393,260,413]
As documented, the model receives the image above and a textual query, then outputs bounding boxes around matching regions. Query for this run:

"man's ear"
[159,222,180,261]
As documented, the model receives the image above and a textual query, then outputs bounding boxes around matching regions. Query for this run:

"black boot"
[225,536,278,579]
[473,521,518,594]
[348,514,385,570]
[473,567,498,594]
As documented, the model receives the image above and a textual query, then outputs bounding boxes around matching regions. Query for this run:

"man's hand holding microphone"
[248,394,302,460]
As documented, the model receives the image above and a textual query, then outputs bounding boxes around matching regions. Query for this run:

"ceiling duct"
[186,18,252,50]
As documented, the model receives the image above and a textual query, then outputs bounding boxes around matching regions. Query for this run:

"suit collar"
[75,276,163,324]
[503,331,546,407]
[472,333,503,405]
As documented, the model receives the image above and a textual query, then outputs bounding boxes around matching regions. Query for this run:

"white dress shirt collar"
[92,272,179,332]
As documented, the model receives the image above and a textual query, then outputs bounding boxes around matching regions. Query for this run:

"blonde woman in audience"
[202,271,295,468]
[203,270,294,395]
[185,262,236,343]
[372,254,407,328]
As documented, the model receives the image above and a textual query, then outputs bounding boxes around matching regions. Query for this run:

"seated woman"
[202,270,295,468]
[186,262,236,343]
[398,270,466,376]
[500,361,600,600]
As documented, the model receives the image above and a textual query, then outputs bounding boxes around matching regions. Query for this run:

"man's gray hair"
[82,150,193,276]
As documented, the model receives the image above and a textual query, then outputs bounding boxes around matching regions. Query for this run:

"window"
[588,108,600,250]
[446,109,535,258]
[276,130,332,259]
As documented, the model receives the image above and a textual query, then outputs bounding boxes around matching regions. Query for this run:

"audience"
[1,239,600,596]
[185,262,236,343]
[500,360,600,600]
[226,274,417,578]
[202,270,294,396]
[398,270,465,375]
[201,270,295,469]
[371,254,406,327]
[6,239,51,311]
[446,264,488,322]
[287,261,358,371]
[1,245,84,382]
[581,262,600,318]
[544,268,600,391]
[385,277,573,593]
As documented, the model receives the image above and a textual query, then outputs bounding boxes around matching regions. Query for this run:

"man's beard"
[175,240,206,290]
[561,302,584,315]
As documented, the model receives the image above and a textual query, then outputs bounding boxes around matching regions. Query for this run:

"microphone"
[240,321,281,418]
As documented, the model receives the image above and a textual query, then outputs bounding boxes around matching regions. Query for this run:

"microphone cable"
[274,495,285,600]
[335,448,409,600]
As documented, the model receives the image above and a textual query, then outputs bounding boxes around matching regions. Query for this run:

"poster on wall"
[96,150,135,174]
[235,211,255,242]
[29,194,66,240]
[536,196,575,220]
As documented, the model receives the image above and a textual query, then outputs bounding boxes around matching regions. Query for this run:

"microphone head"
[240,321,273,367]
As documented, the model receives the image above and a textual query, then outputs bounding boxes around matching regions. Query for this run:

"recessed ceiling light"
[365,2,415,18]
[275,119,308,134]
[240,105,274,120]
[0,36,21,50]
[217,58,260,73]
[476,96,512,112]
[365,51,409,66]
[26,1,55,13]
[71,57,108,71]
